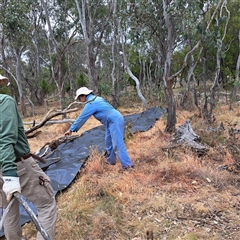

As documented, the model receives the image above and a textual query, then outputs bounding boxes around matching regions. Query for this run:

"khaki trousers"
[0,157,57,240]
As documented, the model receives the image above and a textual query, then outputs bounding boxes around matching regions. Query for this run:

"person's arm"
[69,103,96,132]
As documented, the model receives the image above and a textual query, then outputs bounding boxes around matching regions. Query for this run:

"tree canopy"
[0,0,239,132]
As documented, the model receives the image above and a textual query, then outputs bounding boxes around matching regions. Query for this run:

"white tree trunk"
[118,20,148,110]
[209,0,230,118]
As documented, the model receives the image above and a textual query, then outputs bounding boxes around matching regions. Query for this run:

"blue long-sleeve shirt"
[70,94,122,132]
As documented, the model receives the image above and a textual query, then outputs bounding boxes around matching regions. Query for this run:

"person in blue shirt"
[65,87,134,171]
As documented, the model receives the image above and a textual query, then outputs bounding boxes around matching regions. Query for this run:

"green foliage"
[65,81,71,93]
[51,54,68,75]
[223,75,235,91]
[220,0,240,79]
[61,56,68,75]
[0,0,31,47]
[40,79,51,95]
[98,81,111,95]
[157,89,166,103]
[51,54,57,68]
[0,85,11,95]
[76,73,88,88]
[200,129,227,147]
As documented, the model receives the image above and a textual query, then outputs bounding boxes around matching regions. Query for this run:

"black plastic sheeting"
[0,107,163,237]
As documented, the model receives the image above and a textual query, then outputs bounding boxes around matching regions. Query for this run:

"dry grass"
[2,101,240,240]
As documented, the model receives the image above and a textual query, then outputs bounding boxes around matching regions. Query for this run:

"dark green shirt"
[0,94,30,176]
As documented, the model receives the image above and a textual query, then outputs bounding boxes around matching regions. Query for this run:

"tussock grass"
[5,103,240,240]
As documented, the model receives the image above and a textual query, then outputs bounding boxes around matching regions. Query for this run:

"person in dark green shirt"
[0,74,57,240]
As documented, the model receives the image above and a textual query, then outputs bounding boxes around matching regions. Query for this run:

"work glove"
[2,176,21,202]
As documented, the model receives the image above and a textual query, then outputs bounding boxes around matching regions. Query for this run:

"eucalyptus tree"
[207,0,230,120]
[226,0,240,101]
[219,0,240,87]
[74,0,114,92]
[23,0,50,106]
[0,0,33,115]
[162,0,233,130]
[188,0,232,120]
[126,0,200,132]
[117,1,161,98]
[116,1,198,132]
[121,0,230,132]
[118,19,148,109]
[39,0,80,110]
[232,29,240,100]
[109,0,120,107]
[178,1,222,111]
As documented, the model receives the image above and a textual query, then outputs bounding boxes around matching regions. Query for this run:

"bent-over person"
[65,87,134,171]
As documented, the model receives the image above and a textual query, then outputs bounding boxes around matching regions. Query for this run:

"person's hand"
[64,130,72,137]
[2,176,21,202]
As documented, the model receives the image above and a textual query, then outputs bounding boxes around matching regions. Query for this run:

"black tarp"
[0,107,163,237]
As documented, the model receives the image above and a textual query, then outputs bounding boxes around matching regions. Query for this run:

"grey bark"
[232,29,240,99]
[162,0,176,133]
[209,0,230,120]
[15,48,26,116]
[172,120,209,154]
[110,0,119,107]
[75,0,110,91]
[118,20,148,110]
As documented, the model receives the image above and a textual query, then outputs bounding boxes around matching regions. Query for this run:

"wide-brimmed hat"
[75,87,93,100]
[0,74,9,86]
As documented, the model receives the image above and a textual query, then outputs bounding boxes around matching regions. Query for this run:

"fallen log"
[171,120,209,155]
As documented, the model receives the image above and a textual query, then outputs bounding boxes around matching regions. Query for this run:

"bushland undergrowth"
[2,99,240,240]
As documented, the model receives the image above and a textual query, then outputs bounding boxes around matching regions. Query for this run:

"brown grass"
[3,101,240,240]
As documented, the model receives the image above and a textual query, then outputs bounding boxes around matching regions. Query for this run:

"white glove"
[2,176,21,202]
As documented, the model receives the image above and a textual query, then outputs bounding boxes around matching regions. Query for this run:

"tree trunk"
[180,42,202,109]
[75,0,98,91]
[208,0,229,121]
[202,56,209,119]
[232,29,240,100]
[164,77,176,133]
[15,49,26,116]
[119,20,148,110]
[110,0,120,108]
[162,0,176,133]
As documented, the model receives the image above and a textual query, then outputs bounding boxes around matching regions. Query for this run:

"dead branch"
[23,119,75,126]
[160,143,183,150]
[26,131,42,139]
[63,101,86,110]
[24,99,89,137]
[35,135,80,157]
[25,107,78,135]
